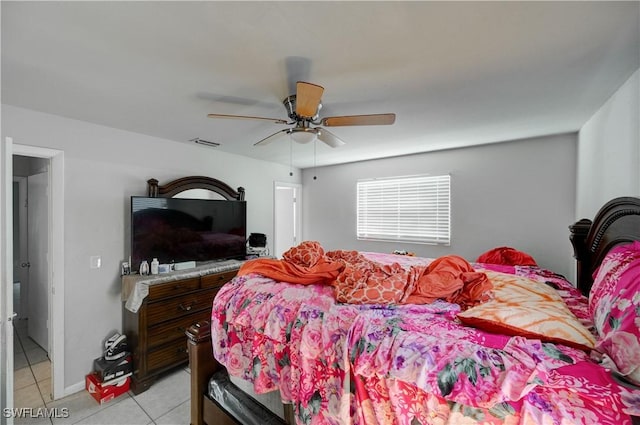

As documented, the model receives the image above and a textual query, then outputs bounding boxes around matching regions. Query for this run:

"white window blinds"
[357,174,450,245]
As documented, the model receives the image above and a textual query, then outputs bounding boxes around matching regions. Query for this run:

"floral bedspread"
[211,253,640,425]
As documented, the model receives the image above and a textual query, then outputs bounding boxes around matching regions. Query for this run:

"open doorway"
[274,182,302,258]
[7,143,64,405]
[12,155,52,407]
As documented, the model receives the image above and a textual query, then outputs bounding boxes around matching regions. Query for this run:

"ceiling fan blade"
[317,127,346,148]
[296,81,324,118]
[208,113,287,124]
[197,92,280,109]
[254,129,290,146]
[321,113,396,127]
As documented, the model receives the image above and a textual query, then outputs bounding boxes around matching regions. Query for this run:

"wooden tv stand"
[122,264,240,394]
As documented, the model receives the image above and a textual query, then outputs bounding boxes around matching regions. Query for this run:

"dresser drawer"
[147,338,189,374]
[148,277,200,301]
[123,267,240,395]
[201,270,237,290]
[147,309,210,349]
[146,289,217,324]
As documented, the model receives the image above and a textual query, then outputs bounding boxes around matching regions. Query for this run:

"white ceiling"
[2,1,639,169]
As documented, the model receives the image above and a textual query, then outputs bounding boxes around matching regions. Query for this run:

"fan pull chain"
[313,139,317,180]
[289,137,293,177]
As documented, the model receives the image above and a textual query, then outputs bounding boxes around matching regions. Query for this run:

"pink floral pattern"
[590,241,640,385]
[211,253,640,424]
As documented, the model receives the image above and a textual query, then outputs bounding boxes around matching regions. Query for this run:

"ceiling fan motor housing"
[283,95,322,122]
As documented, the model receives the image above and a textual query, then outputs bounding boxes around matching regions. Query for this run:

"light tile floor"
[13,319,191,425]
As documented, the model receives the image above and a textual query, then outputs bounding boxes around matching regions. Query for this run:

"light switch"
[90,255,101,269]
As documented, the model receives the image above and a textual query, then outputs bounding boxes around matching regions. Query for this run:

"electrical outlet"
[90,256,101,269]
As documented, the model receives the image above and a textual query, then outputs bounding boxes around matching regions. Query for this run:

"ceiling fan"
[207,81,396,148]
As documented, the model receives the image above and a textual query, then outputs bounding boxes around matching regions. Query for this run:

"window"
[357,174,450,245]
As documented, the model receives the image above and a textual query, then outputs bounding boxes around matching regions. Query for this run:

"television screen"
[131,196,246,269]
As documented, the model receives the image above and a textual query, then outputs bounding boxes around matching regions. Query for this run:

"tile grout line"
[14,321,51,416]
[148,399,186,424]
[129,393,155,424]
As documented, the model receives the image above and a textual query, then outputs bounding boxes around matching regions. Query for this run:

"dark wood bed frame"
[185,193,640,425]
[569,197,640,295]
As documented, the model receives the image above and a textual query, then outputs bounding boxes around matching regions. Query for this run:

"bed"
[187,196,640,425]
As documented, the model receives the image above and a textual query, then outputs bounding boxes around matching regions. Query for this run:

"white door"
[27,171,49,352]
[274,182,302,258]
[1,137,16,422]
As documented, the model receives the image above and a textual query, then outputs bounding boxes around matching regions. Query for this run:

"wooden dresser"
[122,265,239,394]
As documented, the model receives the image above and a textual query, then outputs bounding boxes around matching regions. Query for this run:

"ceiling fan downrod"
[283,95,322,122]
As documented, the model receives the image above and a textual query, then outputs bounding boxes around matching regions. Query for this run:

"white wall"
[302,133,577,277]
[9,75,636,392]
[577,69,640,219]
[2,104,300,393]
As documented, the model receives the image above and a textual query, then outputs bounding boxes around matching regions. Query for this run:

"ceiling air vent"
[190,138,219,147]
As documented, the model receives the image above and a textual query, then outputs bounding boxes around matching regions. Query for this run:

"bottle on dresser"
[139,260,149,276]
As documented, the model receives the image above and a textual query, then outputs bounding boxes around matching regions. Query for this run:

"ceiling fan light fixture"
[289,128,318,144]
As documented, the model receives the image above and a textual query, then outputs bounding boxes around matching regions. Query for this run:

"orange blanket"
[327,250,421,304]
[239,241,491,308]
[405,255,492,309]
[238,241,343,285]
[329,252,491,308]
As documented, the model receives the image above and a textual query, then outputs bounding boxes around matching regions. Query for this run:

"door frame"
[1,138,15,424]
[273,181,302,258]
[12,143,65,400]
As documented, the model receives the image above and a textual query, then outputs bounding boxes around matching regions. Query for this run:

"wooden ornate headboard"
[147,176,245,200]
[569,196,640,295]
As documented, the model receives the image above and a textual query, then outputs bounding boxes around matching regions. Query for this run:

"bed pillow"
[458,271,595,351]
[589,241,640,385]
[589,242,640,316]
[476,247,538,267]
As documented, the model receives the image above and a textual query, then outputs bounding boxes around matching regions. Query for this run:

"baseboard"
[62,380,85,399]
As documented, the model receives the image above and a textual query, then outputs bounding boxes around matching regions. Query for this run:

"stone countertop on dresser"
[122,259,244,313]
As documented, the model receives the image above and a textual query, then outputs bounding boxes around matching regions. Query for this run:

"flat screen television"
[130,196,246,270]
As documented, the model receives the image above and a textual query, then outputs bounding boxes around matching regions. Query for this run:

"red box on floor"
[85,372,130,404]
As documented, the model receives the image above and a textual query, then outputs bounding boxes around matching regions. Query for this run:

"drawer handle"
[178,303,194,312]
[177,347,188,354]
[174,284,183,290]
